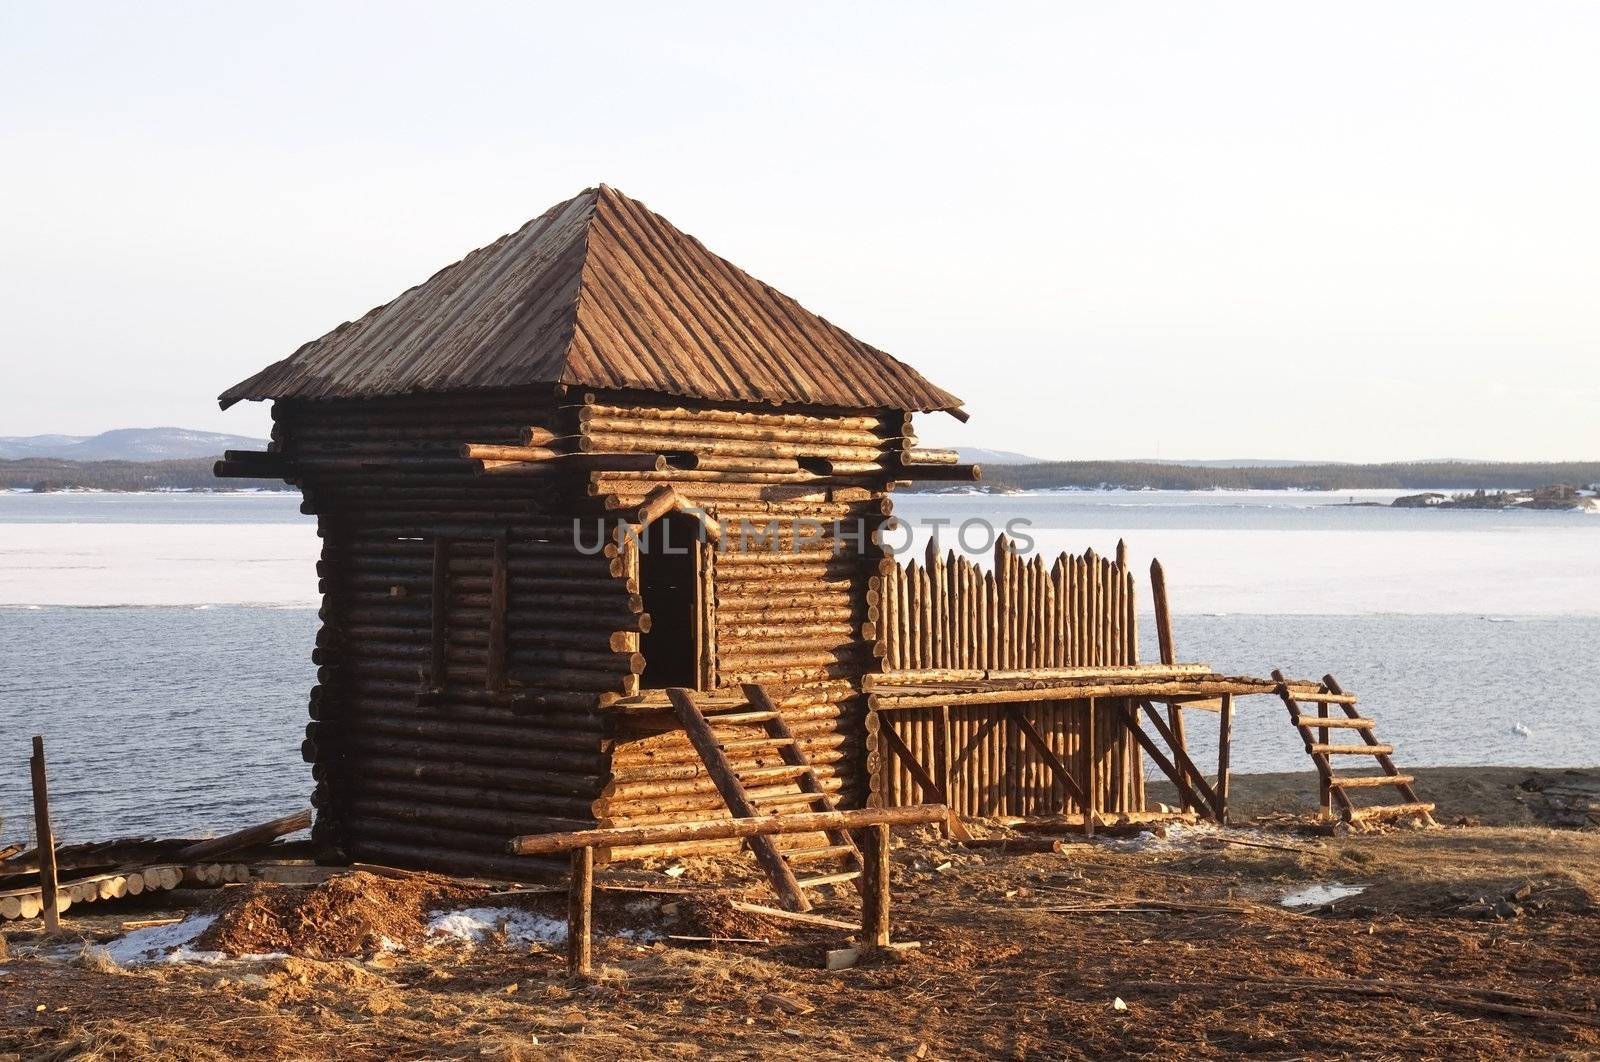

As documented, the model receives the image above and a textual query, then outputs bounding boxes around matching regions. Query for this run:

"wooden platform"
[865,664,1326,710]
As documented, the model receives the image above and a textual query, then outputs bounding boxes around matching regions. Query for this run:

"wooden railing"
[508,804,948,975]
[875,536,1138,671]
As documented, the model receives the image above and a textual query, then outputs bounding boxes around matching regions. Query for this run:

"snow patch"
[1279,883,1366,908]
[96,915,287,965]
[427,907,569,946]
[425,906,661,948]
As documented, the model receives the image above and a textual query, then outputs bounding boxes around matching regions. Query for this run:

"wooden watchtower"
[218,186,977,877]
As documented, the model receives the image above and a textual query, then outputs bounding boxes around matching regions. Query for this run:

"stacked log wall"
[576,396,903,838]
[282,388,639,880]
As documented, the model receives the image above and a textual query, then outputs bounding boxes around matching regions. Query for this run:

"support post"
[1149,559,1190,812]
[1083,698,1097,837]
[933,705,952,837]
[858,823,891,949]
[567,845,593,976]
[1317,699,1331,819]
[1216,694,1233,826]
[30,736,60,932]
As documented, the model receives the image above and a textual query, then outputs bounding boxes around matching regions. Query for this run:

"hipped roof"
[220,185,964,415]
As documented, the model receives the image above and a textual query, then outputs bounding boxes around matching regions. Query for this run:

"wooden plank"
[730,901,860,932]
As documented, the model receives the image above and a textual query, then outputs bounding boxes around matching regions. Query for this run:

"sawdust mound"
[194,871,477,958]
[669,895,781,941]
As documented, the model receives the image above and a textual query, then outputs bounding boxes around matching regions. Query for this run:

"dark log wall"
[283,387,638,880]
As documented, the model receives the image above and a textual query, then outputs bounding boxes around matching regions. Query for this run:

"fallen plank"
[176,808,312,863]
[731,901,862,932]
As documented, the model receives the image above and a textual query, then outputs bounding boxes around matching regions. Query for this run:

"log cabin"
[222,185,1425,889]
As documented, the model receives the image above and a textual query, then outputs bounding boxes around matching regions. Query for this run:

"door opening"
[639,514,702,689]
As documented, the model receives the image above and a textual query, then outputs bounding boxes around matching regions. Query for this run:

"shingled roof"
[220,185,964,415]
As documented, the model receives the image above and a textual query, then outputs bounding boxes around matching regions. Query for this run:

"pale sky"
[3,1,1596,461]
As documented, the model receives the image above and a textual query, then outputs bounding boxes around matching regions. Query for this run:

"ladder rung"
[1347,801,1434,822]
[1310,744,1393,756]
[716,737,796,752]
[704,709,778,725]
[1293,716,1374,729]
[1290,692,1360,705]
[782,844,856,864]
[795,871,861,889]
[750,790,835,808]
[1329,774,1414,789]
[738,765,813,783]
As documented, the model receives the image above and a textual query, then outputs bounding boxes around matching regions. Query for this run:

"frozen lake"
[2,488,1597,841]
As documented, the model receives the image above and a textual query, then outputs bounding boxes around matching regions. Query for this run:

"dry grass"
[2,823,1598,1060]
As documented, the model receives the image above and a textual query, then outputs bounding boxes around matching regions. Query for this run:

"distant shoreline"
[4,454,1599,495]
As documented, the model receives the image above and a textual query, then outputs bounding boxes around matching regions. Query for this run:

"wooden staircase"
[1273,670,1434,826]
[666,685,861,912]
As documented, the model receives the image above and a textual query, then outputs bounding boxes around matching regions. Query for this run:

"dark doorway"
[639,514,701,689]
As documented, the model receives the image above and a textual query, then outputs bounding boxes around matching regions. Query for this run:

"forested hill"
[0,457,279,492]
[974,460,1600,492]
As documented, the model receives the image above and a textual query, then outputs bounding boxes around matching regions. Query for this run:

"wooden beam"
[1005,705,1088,807]
[176,808,312,863]
[567,846,593,977]
[665,688,809,912]
[508,803,951,855]
[1137,699,1223,821]
[857,823,891,949]
[876,721,971,840]
[1117,703,1210,819]
[30,736,60,933]
[1149,558,1191,812]
[1216,694,1233,826]
[1083,699,1097,837]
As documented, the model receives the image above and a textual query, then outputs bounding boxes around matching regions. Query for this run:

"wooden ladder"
[666,685,861,912]
[1273,670,1435,826]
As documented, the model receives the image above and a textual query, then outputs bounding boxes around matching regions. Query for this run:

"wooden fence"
[870,537,1145,818]
[876,536,1138,670]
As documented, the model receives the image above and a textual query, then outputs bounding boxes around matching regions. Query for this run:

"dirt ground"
[2,768,1598,1061]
